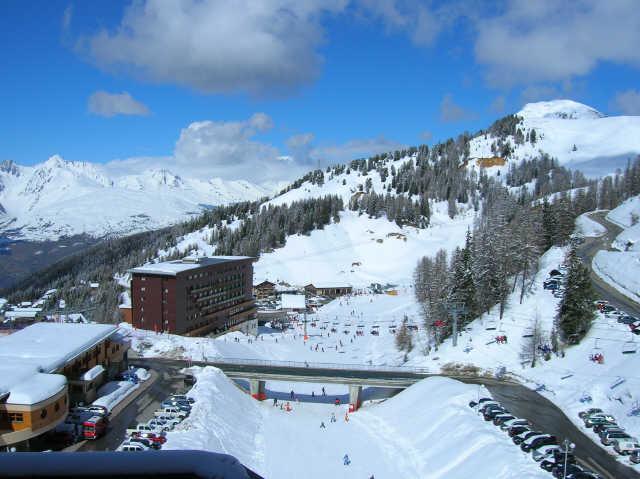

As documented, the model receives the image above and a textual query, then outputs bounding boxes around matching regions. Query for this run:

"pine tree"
[557,248,596,342]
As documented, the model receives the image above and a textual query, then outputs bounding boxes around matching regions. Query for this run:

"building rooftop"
[280,294,306,310]
[0,323,118,405]
[129,256,253,276]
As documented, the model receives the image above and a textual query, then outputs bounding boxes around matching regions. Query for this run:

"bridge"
[134,357,507,410]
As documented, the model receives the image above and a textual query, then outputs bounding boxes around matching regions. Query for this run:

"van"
[614,440,640,455]
[154,407,188,419]
[118,442,149,452]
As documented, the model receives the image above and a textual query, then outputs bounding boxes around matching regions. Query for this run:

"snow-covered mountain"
[0,156,268,241]
[469,99,640,176]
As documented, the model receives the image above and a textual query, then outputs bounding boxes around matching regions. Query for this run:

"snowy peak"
[518,99,604,120]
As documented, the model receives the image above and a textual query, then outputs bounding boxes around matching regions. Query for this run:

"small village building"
[253,280,276,300]
[0,323,129,449]
[304,283,353,298]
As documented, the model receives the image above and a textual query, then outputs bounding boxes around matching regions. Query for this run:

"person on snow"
[273,398,278,406]
[343,454,351,466]
[322,387,326,396]
[320,421,326,428]
[344,412,349,422]
[312,391,315,398]
[331,413,336,423]
[290,390,295,400]
[334,398,340,406]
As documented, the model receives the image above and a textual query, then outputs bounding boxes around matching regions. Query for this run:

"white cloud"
[474,0,640,86]
[611,90,640,116]
[88,91,150,117]
[489,95,506,114]
[309,136,404,165]
[62,5,72,30]
[439,94,476,123]
[520,85,560,104]
[419,131,433,142]
[81,0,347,95]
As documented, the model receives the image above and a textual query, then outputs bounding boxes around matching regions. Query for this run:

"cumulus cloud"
[611,90,640,116]
[489,95,506,114]
[81,0,347,95]
[88,91,150,117]
[309,136,404,165]
[474,1,640,86]
[520,85,560,103]
[439,94,476,123]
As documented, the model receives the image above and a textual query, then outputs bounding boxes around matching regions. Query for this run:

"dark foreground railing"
[0,450,263,479]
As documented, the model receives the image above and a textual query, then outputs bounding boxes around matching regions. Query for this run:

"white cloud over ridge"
[440,94,476,123]
[611,90,640,116]
[88,91,150,117]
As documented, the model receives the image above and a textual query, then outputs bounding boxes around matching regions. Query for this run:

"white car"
[117,441,150,452]
[500,418,529,431]
[613,440,640,455]
[532,444,560,462]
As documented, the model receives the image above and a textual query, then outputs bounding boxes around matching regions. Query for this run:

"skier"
[343,454,351,466]
[335,398,340,406]
[312,391,315,398]
[344,412,349,422]
[290,390,295,400]
[273,398,278,406]
[322,387,326,396]
[320,421,326,429]
[330,412,336,423]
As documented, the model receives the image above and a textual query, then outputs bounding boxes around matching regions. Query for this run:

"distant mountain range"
[0,156,268,241]
[1,99,639,243]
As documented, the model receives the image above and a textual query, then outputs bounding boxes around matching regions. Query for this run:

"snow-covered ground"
[164,366,548,478]
[127,244,640,469]
[592,196,640,302]
[575,213,607,238]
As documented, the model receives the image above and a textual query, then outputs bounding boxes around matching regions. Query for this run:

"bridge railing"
[200,357,430,375]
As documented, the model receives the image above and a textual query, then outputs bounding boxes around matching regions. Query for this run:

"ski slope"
[164,366,548,479]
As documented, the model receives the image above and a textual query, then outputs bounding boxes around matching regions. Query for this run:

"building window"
[141,277,146,281]
[141,287,146,292]
[54,402,60,412]
[9,412,23,423]
[41,409,48,419]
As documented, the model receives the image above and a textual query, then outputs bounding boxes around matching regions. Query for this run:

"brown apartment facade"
[130,257,257,337]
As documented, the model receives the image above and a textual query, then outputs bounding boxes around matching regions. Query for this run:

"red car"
[131,431,167,444]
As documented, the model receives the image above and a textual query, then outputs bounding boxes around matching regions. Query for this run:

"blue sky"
[2,1,640,183]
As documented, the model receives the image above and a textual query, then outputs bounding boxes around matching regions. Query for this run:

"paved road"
[488,382,638,479]
[80,361,186,452]
[578,212,640,318]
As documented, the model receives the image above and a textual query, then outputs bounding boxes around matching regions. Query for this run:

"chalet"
[253,280,276,300]
[304,283,353,298]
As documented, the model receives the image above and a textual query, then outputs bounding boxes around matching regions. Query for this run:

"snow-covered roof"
[4,310,40,319]
[307,283,353,289]
[280,294,306,310]
[129,256,253,276]
[0,323,118,405]
[81,364,105,381]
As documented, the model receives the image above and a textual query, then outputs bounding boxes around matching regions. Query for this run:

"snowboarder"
[343,454,351,466]
[320,421,326,428]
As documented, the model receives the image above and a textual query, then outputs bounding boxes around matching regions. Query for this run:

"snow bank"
[93,380,139,413]
[81,365,105,382]
[165,367,546,478]
[575,213,606,237]
[593,251,640,303]
[134,368,150,381]
[607,196,640,228]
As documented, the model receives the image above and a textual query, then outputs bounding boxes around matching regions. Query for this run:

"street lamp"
[562,439,575,479]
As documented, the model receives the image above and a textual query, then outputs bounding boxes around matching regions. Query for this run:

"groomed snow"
[165,366,548,478]
[593,251,640,303]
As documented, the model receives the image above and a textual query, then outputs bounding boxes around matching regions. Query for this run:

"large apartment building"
[129,256,257,337]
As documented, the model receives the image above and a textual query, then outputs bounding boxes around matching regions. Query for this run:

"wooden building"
[304,283,353,298]
[253,281,276,299]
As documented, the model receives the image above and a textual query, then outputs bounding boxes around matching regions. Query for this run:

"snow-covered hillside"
[0,156,267,241]
[592,196,640,302]
[164,366,548,478]
[469,100,640,177]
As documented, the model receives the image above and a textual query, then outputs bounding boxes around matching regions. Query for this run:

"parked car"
[584,414,615,428]
[630,450,640,464]
[540,452,575,472]
[579,408,603,419]
[500,418,529,431]
[169,394,195,404]
[524,434,557,452]
[130,431,166,444]
[128,437,161,450]
[566,471,603,479]
[552,463,583,478]
[508,425,531,437]
[153,414,181,426]
[618,315,637,324]
[514,430,543,445]
[532,445,560,462]
[483,407,508,421]
[613,439,640,455]
[146,419,173,432]
[117,442,149,452]
[593,422,622,434]
[478,401,501,413]
[600,304,616,314]
[161,400,191,412]
[601,432,633,447]
[492,414,515,426]
[155,406,189,419]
